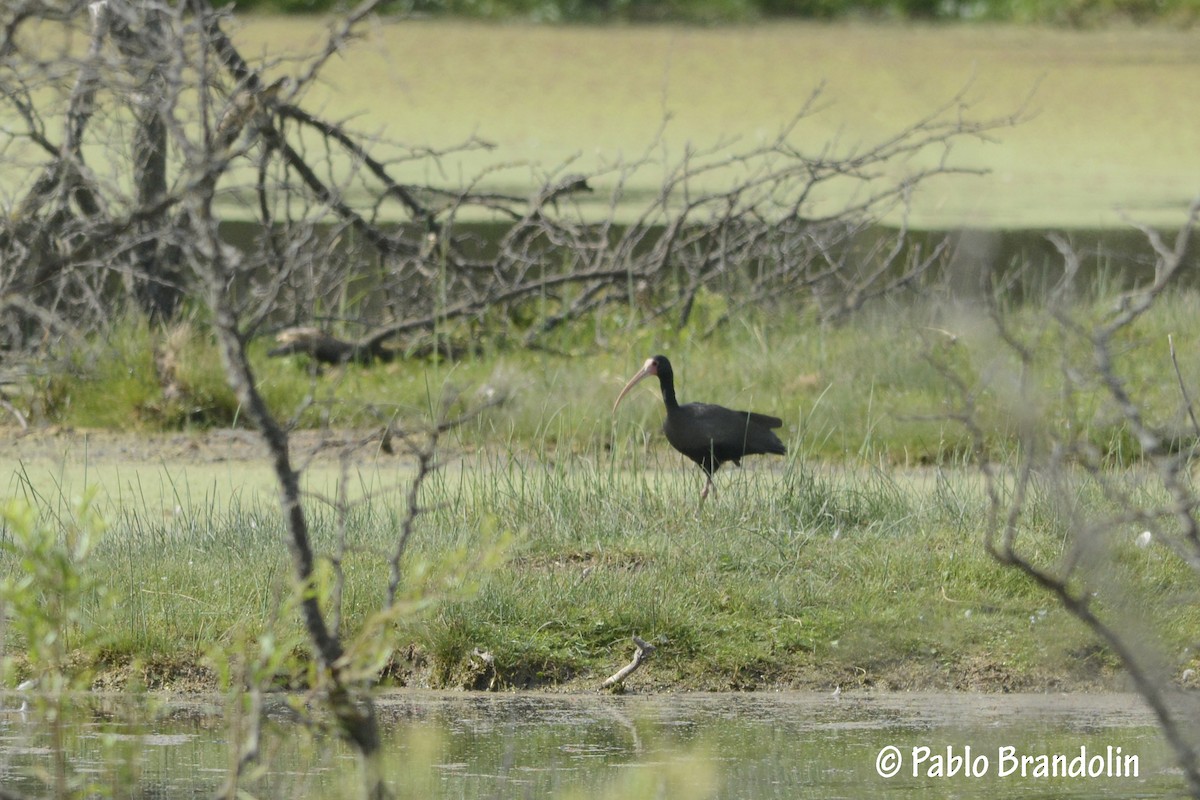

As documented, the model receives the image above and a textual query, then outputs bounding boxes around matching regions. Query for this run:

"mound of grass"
[10,442,1196,693]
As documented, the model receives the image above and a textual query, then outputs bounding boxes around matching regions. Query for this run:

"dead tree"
[0,0,1024,356]
[939,198,1200,798]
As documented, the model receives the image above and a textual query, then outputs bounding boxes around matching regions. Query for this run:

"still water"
[0,691,1187,799]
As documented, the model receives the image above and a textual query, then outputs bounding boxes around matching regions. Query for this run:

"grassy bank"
[20,20,1197,229]
[7,284,1200,693]
[3,442,1197,693]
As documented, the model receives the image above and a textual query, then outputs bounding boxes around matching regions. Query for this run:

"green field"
[227,18,1200,228]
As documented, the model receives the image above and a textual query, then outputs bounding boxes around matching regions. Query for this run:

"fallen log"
[268,327,393,366]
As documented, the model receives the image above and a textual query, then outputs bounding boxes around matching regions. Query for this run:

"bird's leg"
[700,474,715,503]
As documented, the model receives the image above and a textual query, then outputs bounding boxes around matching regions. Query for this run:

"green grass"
[367,456,1200,691]
[7,21,1197,229]
[228,0,1200,25]
[217,19,1200,229]
[4,434,1199,693]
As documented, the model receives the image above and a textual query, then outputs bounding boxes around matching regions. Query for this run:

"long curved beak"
[612,359,656,413]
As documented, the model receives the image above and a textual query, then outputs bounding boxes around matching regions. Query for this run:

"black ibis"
[612,355,786,500]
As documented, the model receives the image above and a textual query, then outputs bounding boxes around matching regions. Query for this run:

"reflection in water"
[0,691,1187,799]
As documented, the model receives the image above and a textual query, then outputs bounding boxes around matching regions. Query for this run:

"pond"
[0,691,1186,799]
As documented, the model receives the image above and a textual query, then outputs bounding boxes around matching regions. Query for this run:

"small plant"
[0,492,115,797]
[0,492,113,690]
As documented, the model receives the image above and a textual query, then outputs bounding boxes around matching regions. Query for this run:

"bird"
[612,355,786,501]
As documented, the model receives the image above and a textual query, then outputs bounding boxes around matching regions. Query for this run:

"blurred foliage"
[0,494,113,690]
[228,0,1199,24]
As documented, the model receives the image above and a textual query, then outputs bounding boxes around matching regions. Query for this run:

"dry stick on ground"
[0,392,27,429]
[600,636,657,690]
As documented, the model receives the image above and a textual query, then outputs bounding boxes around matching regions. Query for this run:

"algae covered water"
[0,691,1186,798]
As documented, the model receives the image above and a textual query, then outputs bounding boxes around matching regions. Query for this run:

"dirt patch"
[0,425,398,466]
[509,549,652,573]
[92,654,218,693]
[3,639,1135,696]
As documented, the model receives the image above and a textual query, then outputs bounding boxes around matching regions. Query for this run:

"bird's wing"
[685,404,782,433]
[736,410,784,429]
[668,403,787,462]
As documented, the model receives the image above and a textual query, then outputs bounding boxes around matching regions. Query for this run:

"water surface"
[0,691,1186,798]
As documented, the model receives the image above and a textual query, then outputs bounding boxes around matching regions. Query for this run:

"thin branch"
[1170,333,1200,439]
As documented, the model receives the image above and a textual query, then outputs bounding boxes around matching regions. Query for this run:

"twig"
[0,396,26,429]
[1169,334,1200,439]
[600,636,656,690]
[385,428,438,611]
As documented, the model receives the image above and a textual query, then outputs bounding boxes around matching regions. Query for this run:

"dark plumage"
[612,355,786,500]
